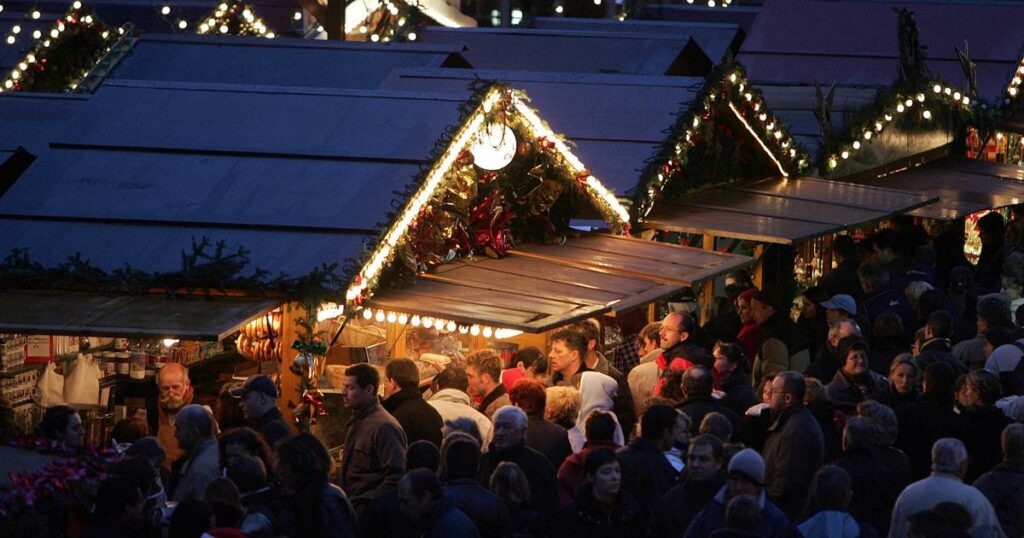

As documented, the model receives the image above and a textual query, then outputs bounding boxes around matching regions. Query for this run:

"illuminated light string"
[197,2,275,38]
[357,307,523,340]
[825,81,974,171]
[343,86,632,310]
[0,3,126,93]
[637,66,809,219]
[1006,54,1024,102]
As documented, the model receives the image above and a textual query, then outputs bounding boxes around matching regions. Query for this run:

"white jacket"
[427,388,493,450]
[568,371,624,452]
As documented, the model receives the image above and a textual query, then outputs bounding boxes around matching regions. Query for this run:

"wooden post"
[753,244,766,289]
[278,302,306,424]
[700,234,716,321]
[499,0,512,27]
[325,0,345,40]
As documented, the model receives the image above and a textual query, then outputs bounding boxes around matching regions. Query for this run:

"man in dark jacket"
[973,423,1024,538]
[339,363,408,516]
[833,417,910,536]
[895,362,968,480]
[478,405,558,514]
[916,311,969,377]
[399,469,480,538]
[443,437,506,538]
[713,343,757,415]
[650,434,727,537]
[659,312,714,368]
[820,236,863,301]
[685,448,793,537]
[858,260,916,343]
[804,319,861,382]
[231,374,293,449]
[960,369,1014,482]
[761,371,825,518]
[508,378,572,468]
[675,366,742,436]
[382,358,444,447]
[617,404,680,517]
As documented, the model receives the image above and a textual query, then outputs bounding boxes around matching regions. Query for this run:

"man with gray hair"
[476,405,557,513]
[889,438,1004,538]
[171,404,220,503]
[806,319,861,381]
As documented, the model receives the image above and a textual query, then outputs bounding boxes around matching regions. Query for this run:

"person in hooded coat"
[568,371,625,453]
[796,465,879,538]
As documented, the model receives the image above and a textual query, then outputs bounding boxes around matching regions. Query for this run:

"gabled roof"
[0,80,468,279]
[737,0,1024,100]
[378,67,702,196]
[527,16,744,62]
[105,33,469,89]
[410,26,712,76]
[0,92,88,155]
[756,84,878,158]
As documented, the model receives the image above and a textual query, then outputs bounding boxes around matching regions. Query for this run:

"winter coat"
[383,388,444,447]
[551,355,635,435]
[684,487,793,538]
[648,469,726,538]
[479,442,558,514]
[339,399,408,507]
[796,510,879,538]
[805,344,839,383]
[752,312,811,390]
[973,461,1024,538]
[806,399,843,463]
[549,485,646,538]
[889,472,1004,538]
[427,388,493,449]
[675,395,742,437]
[737,322,764,371]
[825,369,892,415]
[867,342,906,376]
[860,286,916,344]
[568,371,625,452]
[478,384,511,420]
[172,437,220,503]
[557,440,620,505]
[833,447,910,536]
[525,414,572,469]
[278,482,357,538]
[962,405,1014,483]
[761,404,825,517]
[251,407,293,450]
[820,259,863,302]
[415,495,480,538]
[916,338,969,378]
[627,356,660,419]
[719,372,758,416]
[895,392,968,480]
[662,340,714,369]
[445,479,506,538]
[616,437,679,515]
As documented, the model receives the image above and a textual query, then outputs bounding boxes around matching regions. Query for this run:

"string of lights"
[196,1,274,37]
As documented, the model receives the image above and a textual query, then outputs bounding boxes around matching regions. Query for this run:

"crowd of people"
[3,211,1024,538]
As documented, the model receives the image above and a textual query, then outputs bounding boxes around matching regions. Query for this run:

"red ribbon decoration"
[299,389,328,425]
[470,194,515,257]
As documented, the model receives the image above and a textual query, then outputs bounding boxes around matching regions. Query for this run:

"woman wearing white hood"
[568,371,625,452]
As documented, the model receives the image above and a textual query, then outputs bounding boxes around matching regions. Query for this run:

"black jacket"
[382,388,444,447]
[663,341,714,368]
[820,259,863,302]
[253,407,293,449]
[962,405,1014,483]
[444,479,506,538]
[916,338,969,378]
[675,396,742,437]
[825,369,891,415]
[806,399,842,463]
[762,405,825,518]
[833,447,911,536]
[719,373,758,416]
[804,345,839,383]
[895,391,968,480]
[616,437,678,516]
[525,414,572,469]
[549,484,646,538]
[479,442,558,514]
[973,461,1024,538]
[649,468,726,538]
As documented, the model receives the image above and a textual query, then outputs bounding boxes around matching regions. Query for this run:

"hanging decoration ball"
[516,140,533,159]
[470,123,517,171]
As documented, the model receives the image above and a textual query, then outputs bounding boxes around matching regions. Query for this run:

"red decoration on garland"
[536,136,555,149]
[0,437,120,517]
[470,194,514,257]
[296,389,328,425]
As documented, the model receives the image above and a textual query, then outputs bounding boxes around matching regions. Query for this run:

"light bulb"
[294,11,302,20]
[444,320,455,331]
[162,338,179,347]
[922,110,932,119]
[411,315,421,327]
[375,310,386,322]
[852,141,861,149]
[470,325,480,336]
[387,311,397,323]
[398,314,408,325]
[896,104,905,113]
[916,93,925,102]
[841,151,850,159]
[31,10,40,19]
[407,32,417,41]
[362,308,373,320]
[458,325,469,334]
[423,318,434,329]
[482,327,493,338]
[178,20,187,29]
[161,6,171,14]
[884,114,893,121]
[953,92,961,101]
[932,84,941,93]
[864,131,872,140]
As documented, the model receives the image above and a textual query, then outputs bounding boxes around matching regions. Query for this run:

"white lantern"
[470,123,517,171]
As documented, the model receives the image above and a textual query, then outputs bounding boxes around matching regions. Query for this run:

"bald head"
[173,404,214,451]
[157,363,191,412]
[829,320,862,348]
[682,366,714,399]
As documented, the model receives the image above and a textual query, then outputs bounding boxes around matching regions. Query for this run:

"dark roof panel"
[0,92,89,154]
[528,17,742,61]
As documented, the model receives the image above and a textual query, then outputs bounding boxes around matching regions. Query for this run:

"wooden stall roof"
[643,176,936,245]
[0,289,282,340]
[366,233,752,333]
[843,158,1024,221]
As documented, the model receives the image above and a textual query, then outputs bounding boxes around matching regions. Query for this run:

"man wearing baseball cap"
[230,374,293,448]
[684,448,793,537]
[820,294,858,325]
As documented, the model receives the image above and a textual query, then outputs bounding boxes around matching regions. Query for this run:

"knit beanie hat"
[728,448,765,486]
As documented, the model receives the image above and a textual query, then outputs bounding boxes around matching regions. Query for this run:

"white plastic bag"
[63,355,101,405]
[35,362,65,407]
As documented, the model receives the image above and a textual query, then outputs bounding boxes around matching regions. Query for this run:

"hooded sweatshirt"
[568,371,625,452]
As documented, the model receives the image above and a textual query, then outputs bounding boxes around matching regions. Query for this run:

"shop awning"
[643,176,936,244]
[0,289,283,341]
[366,233,752,333]
[843,158,1024,221]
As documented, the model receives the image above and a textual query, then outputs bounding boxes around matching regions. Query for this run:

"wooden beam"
[278,302,306,425]
[325,0,345,40]
[700,234,715,322]
[753,244,766,289]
